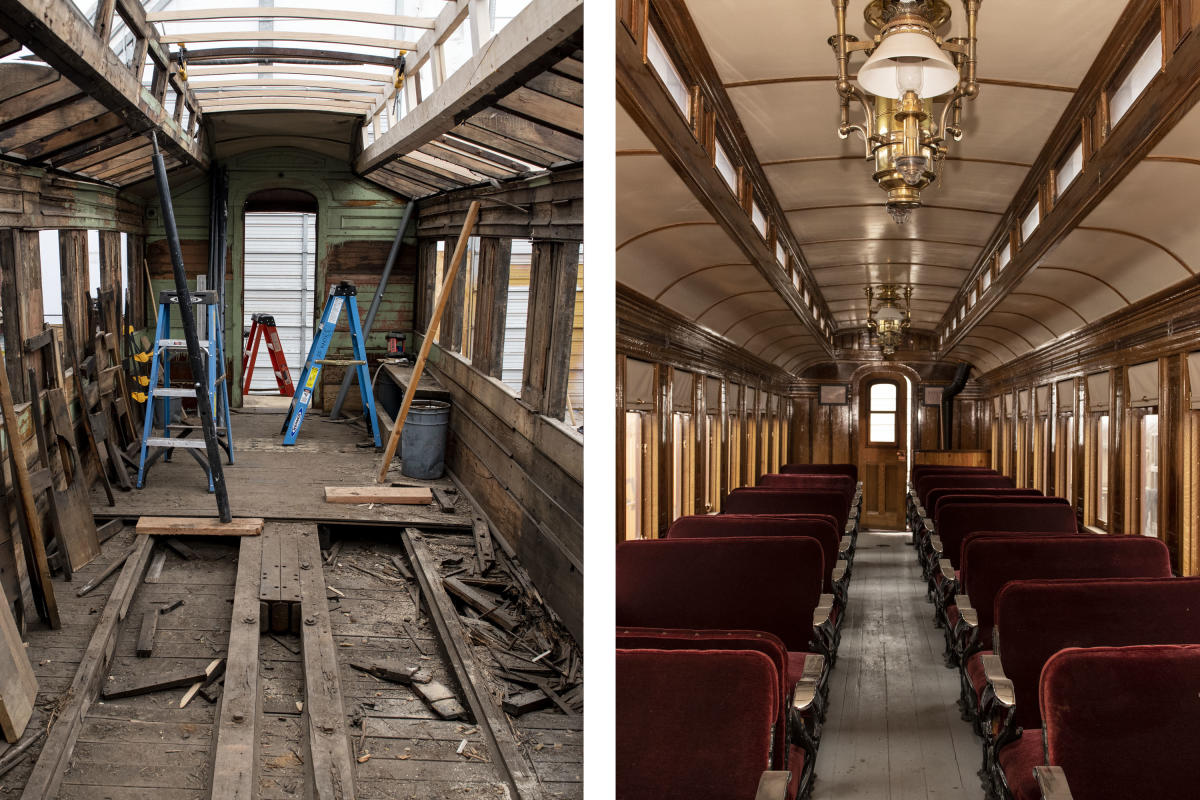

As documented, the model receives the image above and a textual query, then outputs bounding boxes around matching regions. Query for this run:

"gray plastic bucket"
[400,400,451,480]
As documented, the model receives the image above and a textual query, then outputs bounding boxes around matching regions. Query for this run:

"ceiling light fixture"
[829,0,981,224]
[865,284,913,357]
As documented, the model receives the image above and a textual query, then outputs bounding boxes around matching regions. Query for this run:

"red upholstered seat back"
[615,627,789,767]
[910,466,996,491]
[759,474,856,505]
[781,463,857,482]
[618,648,780,800]
[725,488,849,531]
[667,514,841,593]
[616,536,825,652]
[997,577,1200,730]
[926,488,1042,518]
[961,534,1172,653]
[916,474,1013,506]
[1041,644,1200,800]
[936,501,1076,568]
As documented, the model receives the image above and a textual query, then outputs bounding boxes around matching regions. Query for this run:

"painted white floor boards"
[810,530,986,800]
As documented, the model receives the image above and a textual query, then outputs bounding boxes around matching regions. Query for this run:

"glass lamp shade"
[876,305,904,322]
[857,31,960,99]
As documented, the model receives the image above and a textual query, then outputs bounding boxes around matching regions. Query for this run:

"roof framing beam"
[176,46,400,66]
[147,7,436,28]
[159,30,416,51]
[617,0,834,359]
[355,0,582,175]
[939,0,1200,359]
[0,0,207,170]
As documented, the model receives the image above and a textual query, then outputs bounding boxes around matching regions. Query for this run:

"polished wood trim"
[783,202,1004,218]
[940,0,1200,354]
[652,262,754,300]
[719,307,797,337]
[1004,291,1091,326]
[762,154,1033,170]
[693,290,777,325]
[617,0,834,353]
[971,323,1038,351]
[1035,265,1132,303]
[983,309,1060,339]
[723,75,1078,94]
[1143,154,1200,166]
[959,333,1023,361]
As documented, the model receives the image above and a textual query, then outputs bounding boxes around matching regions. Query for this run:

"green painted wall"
[144,147,414,406]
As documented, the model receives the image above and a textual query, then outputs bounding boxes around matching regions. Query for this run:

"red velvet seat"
[667,513,847,598]
[995,729,1041,800]
[987,576,1199,793]
[935,501,1076,572]
[951,535,1172,723]
[616,536,831,658]
[907,468,1004,531]
[916,474,1014,510]
[725,488,852,535]
[915,490,1046,572]
[781,463,857,482]
[615,627,820,798]
[1036,645,1200,800]
[617,648,789,800]
[759,474,858,513]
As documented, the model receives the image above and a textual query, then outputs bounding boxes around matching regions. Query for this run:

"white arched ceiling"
[677,0,1130,375]
[617,101,821,370]
[946,101,1200,370]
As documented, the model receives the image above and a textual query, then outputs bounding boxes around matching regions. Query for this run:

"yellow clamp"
[133,351,151,363]
[133,375,149,387]
[130,392,148,404]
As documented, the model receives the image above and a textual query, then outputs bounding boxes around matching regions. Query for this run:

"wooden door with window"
[858,376,908,530]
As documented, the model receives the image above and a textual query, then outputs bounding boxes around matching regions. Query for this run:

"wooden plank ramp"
[296,525,357,799]
[210,534,264,799]
[136,517,265,536]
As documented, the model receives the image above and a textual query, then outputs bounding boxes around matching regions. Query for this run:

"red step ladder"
[243,314,295,396]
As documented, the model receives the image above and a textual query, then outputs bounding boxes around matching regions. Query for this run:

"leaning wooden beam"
[19,534,155,800]
[0,0,207,169]
[402,529,545,800]
[355,0,582,174]
[295,527,357,799]
[377,201,480,482]
[210,535,263,800]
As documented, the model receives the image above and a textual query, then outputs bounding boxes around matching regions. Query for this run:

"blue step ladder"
[281,281,381,447]
[136,290,235,490]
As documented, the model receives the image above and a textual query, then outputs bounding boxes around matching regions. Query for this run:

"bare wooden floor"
[812,531,985,800]
[90,411,472,528]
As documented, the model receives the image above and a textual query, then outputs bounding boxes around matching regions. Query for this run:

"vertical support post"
[99,230,122,336]
[150,133,231,523]
[521,240,580,419]
[439,236,466,351]
[416,239,439,330]
[471,237,512,378]
[0,230,43,403]
[59,229,89,367]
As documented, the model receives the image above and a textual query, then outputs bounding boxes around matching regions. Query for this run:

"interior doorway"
[242,189,317,394]
[857,372,912,530]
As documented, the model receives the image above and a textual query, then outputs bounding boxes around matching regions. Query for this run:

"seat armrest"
[922,518,935,536]
[980,653,1015,708]
[831,562,847,585]
[938,559,956,584]
[813,594,835,627]
[1033,766,1073,800]
[791,678,818,714]
[802,653,825,683]
[838,536,852,558]
[957,604,978,630]
[844,520,855,535]
[755,771,791,800]
[915,503,926,519]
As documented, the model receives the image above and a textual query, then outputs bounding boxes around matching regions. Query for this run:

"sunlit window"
[1141,414,1159,537]
[1110,31,1163,126]
[646,25,690,118]
[1096,414,1110,526]
[750,202,767,238]
[624,411,645,540]
[1020,201,1040,242]
[1057,142,1084,198]
[997,242,1011,271]
[714,138,737,193]
[868,381,898,444]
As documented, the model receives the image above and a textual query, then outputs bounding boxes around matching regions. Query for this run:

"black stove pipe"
[940,362,972,449]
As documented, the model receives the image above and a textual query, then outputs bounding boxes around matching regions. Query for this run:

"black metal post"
[150,133,232,523]
[329,201,415,420]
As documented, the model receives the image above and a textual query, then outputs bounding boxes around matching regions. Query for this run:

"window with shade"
[868,381,899,445]
[1127,361,1160,537]
[1096,414,1110,527]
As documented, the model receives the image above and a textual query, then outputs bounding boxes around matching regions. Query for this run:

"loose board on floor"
[135,516,265,536]
[324,486,433,504]
[0,583,37,742]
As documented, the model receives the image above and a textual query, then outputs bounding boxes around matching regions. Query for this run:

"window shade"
[1087,371,1110,412]
[1036,385,1051,415]
[993,396,1001,416]
[1057,379,1074,411]
[706,377,721,411]
[1126,361,1159,408]
[672,370,694,412]
[1018,389,1030,416]
[626,359,655,408]
[1188,353,1200,410]
[758,390,768,412]
[745,387,757,414]
[1004,393,1015,416]
[729,383,742,410]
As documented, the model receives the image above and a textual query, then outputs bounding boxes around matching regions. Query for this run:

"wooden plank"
[135,517,264,536]
[135,609,158,657]
[324,487,433,505]
[295,526,357,799]
[0,582,36,743]
[403,529,545,800]
[19,533,154,798]
[210,534,263,800]
[101,665,210,699]
[147,7,436,27]
[442,576,516,631]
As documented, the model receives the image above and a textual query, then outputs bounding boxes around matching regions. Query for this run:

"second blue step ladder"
[281,281,381,447]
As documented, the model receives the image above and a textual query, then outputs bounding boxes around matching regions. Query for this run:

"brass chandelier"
[830,0,981,224]
[865,285,913,356]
